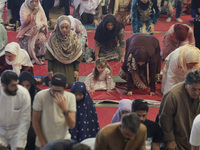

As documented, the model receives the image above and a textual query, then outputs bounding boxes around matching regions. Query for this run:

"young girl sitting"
[84,58,115,93]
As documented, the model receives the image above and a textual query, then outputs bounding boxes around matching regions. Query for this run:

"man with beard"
[0,70,31,150]
[132,99,163,150]
[159,69,200,150]
[94,113,146,150]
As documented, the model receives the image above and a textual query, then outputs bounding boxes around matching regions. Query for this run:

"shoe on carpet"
[166,17,171,22]
[176,18,183,22]
[8,23,15,27]
[5,26,14,29]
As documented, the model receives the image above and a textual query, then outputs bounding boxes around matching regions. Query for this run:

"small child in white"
[84,58,115,92]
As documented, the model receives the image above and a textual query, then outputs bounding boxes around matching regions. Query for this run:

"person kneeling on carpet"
[17,0,48,65]
[0,42,33,76]
[84,58,115,93]
[94,14,125,62]
[73,0,102,27]
[119,33,161,96]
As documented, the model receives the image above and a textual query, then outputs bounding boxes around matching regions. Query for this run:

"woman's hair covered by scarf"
[179,44,200,71]
[94,14,124,44]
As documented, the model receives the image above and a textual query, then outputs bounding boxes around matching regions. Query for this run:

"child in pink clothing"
[84,58,115,93]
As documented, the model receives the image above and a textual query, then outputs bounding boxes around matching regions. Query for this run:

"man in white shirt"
[32,73,76,149]
[190,114,200,150]
[0,70,31,150]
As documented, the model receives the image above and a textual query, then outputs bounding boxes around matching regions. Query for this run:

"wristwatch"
[63,111,69,116]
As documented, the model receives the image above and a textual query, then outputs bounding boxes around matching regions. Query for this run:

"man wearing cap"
[32,73,76,149]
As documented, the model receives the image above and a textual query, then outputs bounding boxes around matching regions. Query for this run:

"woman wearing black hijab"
[19,71,40,150]
[94,14,125,62]
[19,71,40,104]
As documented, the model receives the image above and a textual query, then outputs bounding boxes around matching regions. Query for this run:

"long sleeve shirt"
[130,0,160,33]
[0,85,31,148]
[94,123,147,150]
[162,24,195,59]
[159,82,200,150]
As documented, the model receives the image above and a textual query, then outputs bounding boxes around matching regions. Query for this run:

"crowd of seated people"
[0,0,200,150]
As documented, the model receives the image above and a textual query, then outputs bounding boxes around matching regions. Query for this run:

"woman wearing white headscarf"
[161,44,200,93]
[73,0,102,27]
[0,42,33,76]
[45,15,82,88]
[68,15,88,54]
[17,0,48,65]
[111,99,132,123]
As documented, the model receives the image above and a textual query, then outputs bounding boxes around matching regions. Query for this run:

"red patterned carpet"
[96,107,159,129]
[5,12,194,128]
